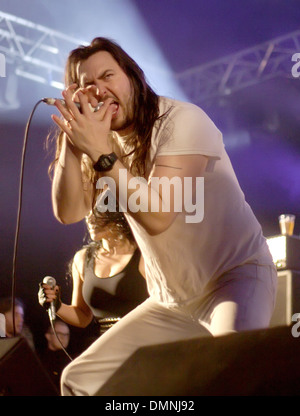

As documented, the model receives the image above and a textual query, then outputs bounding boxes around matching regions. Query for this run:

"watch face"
[94,152,117,171]
[102,156,111,169]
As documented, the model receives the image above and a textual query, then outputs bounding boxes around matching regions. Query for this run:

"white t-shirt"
[114,97,272,305]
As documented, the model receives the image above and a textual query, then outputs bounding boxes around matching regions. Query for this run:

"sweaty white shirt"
[115,97,272,305]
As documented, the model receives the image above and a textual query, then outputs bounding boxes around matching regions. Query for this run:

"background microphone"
[42,98,103,112]
[43,276,57,321]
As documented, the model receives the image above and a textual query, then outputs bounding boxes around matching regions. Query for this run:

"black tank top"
[82,249,148,320]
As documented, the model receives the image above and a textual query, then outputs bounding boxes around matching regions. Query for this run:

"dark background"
[1,0,300,354]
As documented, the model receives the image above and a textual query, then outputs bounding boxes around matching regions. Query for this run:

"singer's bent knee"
[60,359,85,396]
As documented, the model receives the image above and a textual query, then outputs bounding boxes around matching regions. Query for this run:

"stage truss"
[176,30,300,105]
[0,10,87,89]
[0,10,299,105]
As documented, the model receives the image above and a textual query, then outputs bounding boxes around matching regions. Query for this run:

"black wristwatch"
[93,152,118,172]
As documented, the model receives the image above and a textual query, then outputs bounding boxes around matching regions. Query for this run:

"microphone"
[42,277,73,362]
[42,98,103,113]
[43,276,57,321]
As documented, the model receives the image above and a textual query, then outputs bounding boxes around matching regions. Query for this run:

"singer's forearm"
[97,159,178,236]
[97,154,207,235]
[56,303,93,328]
[52,137,93,224]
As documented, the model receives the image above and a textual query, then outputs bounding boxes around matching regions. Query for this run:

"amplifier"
[267,235,300,271]
[270,269,300,327]
[0,337,59,396]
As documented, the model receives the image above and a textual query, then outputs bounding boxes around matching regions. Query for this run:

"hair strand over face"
[65,37,162,177]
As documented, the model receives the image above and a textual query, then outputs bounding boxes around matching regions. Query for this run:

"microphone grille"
[43,276,56,288]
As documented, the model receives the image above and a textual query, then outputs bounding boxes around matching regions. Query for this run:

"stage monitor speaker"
[0,337,59,396]
[99,325,300,396]
[270,269,300,327]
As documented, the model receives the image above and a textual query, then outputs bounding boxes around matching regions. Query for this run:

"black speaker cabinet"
[99,325,300,396]
[270,269,300,327]
[0,337,59,396]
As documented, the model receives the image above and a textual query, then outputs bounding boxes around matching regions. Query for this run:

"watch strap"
[93,152,118,172]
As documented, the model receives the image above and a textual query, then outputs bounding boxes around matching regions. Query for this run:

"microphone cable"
[11,99,44,337]
[49,318,73,362]
[12,99,73,362]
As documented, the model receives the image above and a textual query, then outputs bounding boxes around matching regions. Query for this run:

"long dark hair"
[66,206,136,281]
[51,37,162,177]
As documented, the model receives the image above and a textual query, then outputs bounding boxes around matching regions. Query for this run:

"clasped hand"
[51,84,116,163]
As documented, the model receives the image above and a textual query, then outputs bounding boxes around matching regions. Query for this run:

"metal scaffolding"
[0,10,299,105]
[176,30,300,105]
[0,10,87,89]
